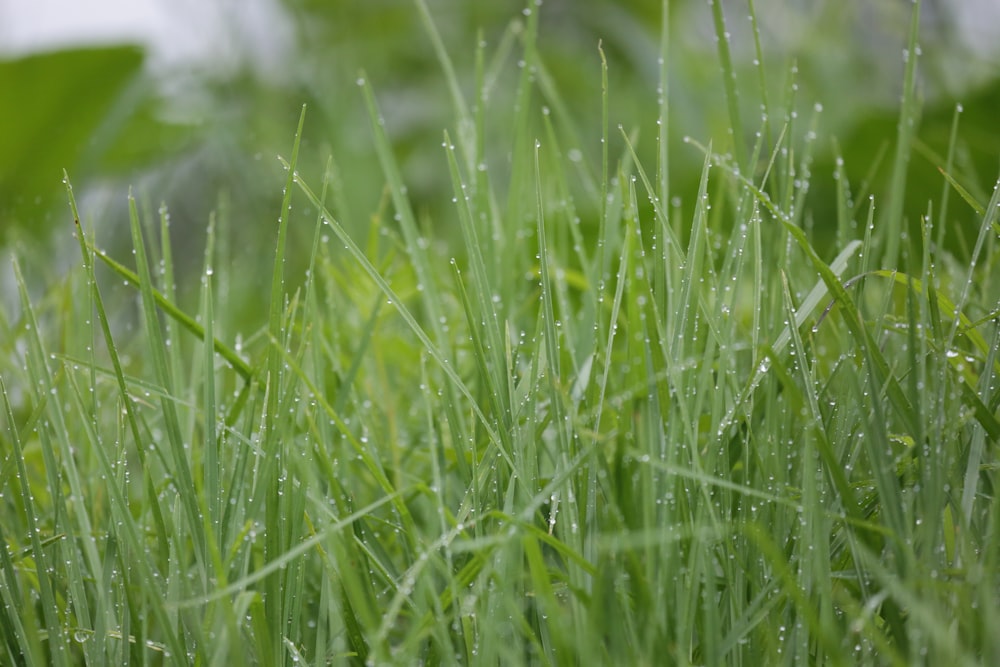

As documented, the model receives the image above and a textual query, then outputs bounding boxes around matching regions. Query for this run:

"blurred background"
[2,0,998,319]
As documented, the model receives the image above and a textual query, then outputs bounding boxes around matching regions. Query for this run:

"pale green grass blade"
[67,183,183,663]
[882,0,922,268]
[127,192,208,576]
[938,165,987,221]
[742,523,844,661]
[356,78,447,343]
[537,111,596,368]
[503,0,540,243]
[598,44,610,272]
[450,261,512,469]
[269,332,417,543]
[671,148,712,362]
[947,174,1000,348]
[936,105,964,249]
[443,131,512,427]
[10,257,102,667]
[156,204,187,426]
[709,0,744,168]
[355,71,495,524]
[11,194,109,665]
[413,0,472,168]
[832,140,854,248]
[778,230,918,649]
[262,105,306,666]
[657,0,670,206]
[958,221,1000,521]
[0,519,35,666]
[778,271,838,650]
[534,140,573,455]
[592,198,630,438]
[200,213,222,551]
[86,243,251,380]
[173,491,402,607]
[12,251,187,663]
[746,0,772,152]
[779,212,920,447]
[288,165,511,468]
[1,374,69,666]
[854,542,982,667]
[860,270,1000,380]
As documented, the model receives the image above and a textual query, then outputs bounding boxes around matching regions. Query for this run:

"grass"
[2,1,1000,664]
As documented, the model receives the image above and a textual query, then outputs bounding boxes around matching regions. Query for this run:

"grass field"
[2,1,999,665]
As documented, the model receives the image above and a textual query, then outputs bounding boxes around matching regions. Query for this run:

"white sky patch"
[0,0,294,78]
[953,0,1000,62]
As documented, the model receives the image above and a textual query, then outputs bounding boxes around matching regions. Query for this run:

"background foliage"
[3,1,998,280]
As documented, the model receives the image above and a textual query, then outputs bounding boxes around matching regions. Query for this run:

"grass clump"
[2,1,999,665]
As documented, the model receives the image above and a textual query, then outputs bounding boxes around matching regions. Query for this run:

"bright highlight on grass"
[2,1,999,665]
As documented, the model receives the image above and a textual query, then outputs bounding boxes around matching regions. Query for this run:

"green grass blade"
[127,191,208,577]
[881,0,921,268]
[1,374,69,667]
[201,214,221,548]
[288,165,510,468]
[262,104,306,666]
[86,243,251,380]
[709,0,745,168]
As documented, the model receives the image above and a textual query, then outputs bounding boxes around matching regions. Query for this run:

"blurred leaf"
[0,45,144,238]
[94,94,198,172]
